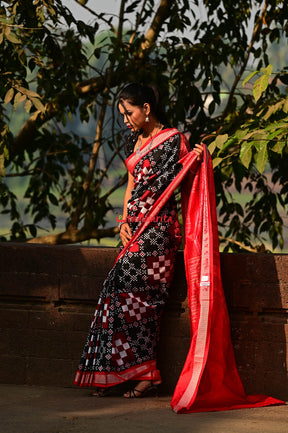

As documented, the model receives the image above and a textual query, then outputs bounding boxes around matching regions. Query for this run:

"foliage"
[209,62,288,252]
[0,0,288,251]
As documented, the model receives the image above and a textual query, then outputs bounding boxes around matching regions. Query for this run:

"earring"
[145,115,149,123]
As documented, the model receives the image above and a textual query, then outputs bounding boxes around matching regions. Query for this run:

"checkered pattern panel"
[119,292,151,324]
[111,332,134,367]
[146,253,174,284]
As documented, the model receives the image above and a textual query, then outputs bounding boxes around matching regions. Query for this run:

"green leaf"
[253,74,269,102]
[6,31,21,44]
[235,129,249,140]
[17,86,41,99]
[220,136,237,153]
[24,99,32,113]
[208,139,217,154]
[30,97,45,112]
[14,92,26,110]
[4,88,14,104]
[212,157,222,168]
[272,141,286,154]
[240,141,253,168]
[243,70,259,87]
[255,142,268,173]
[260,64,273,75]
[215,134,228,149]
[267,128,286,141]
[48,193,58,206]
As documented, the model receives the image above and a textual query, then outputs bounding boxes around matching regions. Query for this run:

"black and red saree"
[74,127,284,412]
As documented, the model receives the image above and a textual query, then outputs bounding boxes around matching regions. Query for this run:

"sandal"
[123,381,159,399]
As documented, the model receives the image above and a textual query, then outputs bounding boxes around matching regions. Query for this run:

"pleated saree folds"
[74,127,284,412]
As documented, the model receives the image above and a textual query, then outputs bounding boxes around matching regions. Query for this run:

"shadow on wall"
[221,253,288,401]
[158,252,189,393]
[159,252,288,401]
[0,243,119,304]
[0,243,120,386]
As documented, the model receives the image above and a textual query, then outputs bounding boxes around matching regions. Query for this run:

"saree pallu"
[74,127,284,412]
[171,142,285,413]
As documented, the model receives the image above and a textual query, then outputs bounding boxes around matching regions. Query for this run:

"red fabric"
[171,146,285,413]
[74,360,157,388]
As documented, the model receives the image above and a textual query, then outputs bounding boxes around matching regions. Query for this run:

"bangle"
[118,220,127,230]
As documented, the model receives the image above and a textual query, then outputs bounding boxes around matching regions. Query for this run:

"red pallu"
[171,146,285,413]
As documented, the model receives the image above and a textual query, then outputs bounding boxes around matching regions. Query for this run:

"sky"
[61,0,120,23]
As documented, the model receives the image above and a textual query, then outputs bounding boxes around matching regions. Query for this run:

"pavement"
[0,384,287,433]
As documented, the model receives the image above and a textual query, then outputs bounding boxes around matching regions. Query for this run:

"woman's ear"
[143,103,151,116]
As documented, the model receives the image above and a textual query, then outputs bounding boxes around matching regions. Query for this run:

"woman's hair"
[118,83,168,157]
[118,83,167,124]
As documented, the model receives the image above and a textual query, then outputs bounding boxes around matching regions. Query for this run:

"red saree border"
[126,128,179,174]
[74,359,158,388]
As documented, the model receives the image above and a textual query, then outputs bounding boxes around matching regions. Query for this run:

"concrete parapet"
[0,243,287,399]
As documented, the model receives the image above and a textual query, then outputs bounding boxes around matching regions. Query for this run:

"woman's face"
[118,100,147,132]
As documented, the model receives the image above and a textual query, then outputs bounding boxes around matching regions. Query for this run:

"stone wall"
[0,243,287,399]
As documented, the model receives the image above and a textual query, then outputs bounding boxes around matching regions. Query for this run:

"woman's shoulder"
[161,125,182,140]
[161,126,190,148]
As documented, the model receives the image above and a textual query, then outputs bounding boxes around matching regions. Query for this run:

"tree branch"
[69,98,107,230]
[219,235,262,253]
[221,0,268,120]
[12,0,173,152]
[100,172,128,203]
[129,0,148,44]
[141,0,172,51]
[27,226,119,245]
[117,0,126,42]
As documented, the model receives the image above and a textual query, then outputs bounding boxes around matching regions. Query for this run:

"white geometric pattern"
[112,333,134,366]
[120,292,150,322]
[147,254,173,283]
[98,298,110,329]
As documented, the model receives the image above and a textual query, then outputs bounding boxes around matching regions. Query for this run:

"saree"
[74,127,189,387]
[74,127,285,412]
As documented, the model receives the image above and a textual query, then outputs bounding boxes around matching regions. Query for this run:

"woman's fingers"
[120,223,132,246]
[193,143,204,161]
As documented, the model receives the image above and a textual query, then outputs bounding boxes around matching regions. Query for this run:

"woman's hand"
[193,143,204,161]
[119,222,132,246]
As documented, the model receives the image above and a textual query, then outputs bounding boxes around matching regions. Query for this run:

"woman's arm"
[119,171,134,246]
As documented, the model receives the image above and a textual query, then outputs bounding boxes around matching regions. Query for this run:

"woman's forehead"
[119,100,139,113]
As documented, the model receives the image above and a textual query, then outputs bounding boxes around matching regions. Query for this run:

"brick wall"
[0,243,287,399]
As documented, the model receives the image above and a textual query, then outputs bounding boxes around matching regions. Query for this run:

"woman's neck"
[142,119,161,138]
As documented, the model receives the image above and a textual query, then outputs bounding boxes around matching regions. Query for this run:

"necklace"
[136,122,161,156]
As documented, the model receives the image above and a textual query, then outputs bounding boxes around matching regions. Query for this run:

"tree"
[0,0,287,251]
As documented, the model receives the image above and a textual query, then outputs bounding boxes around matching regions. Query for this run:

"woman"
[74,83,203,398]
[74,83,284,412]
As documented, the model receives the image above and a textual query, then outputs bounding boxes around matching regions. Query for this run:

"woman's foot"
[123,380,160,398]
[91,387,110,397]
